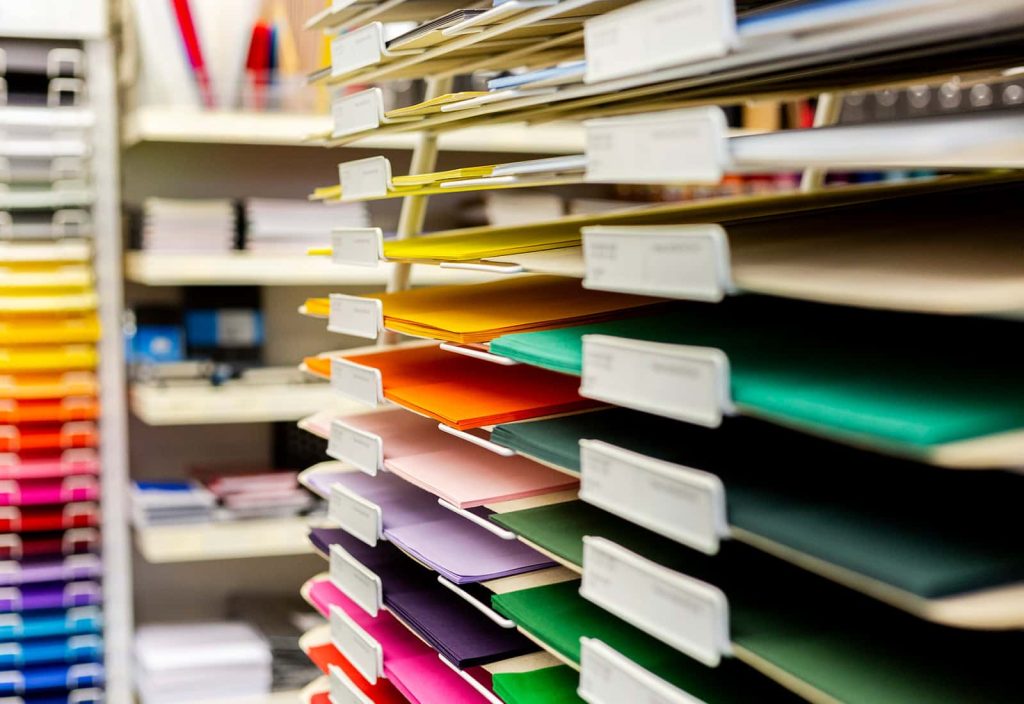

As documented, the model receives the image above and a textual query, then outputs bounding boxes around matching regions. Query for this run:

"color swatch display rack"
[286,1,1024,704]
[2,7,131,702]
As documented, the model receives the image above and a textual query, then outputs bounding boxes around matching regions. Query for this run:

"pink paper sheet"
[307,578,487,704]
[0,453,100,480]
[339,410,579,508]
[0,477,100,506]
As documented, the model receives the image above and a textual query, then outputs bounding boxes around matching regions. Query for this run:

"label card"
[331,358,383,407]
[582,225,734,301]
[332,88,385,138]
[331,23,385,78]
[581,537,731,667]
[332,228,384,267]
[328,420,383,475]
[579,638,708,704]
[329,605,384,684]
[330,544,383,616]
[329,484,383,547]
[579,440,727,555]
[328,294,383,339]
[581,335,734,427]
[328,663,375,704]
[585,0,737,84]
[339,156,392,200]
[585,107,729,184]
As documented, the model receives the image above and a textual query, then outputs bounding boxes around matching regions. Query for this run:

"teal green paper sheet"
[488,299,1024,454]
[491,410,1024,600]
[492,666,583,704]
[492,549,1024,704]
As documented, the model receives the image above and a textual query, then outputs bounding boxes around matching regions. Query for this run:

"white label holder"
[579,638,708,704]
[332,88,387,138]
[328,663,375,704]
[330,23,386,78]
[328,294,383,339]
[579,440,728,555]
[328,420,384,475]
[585,107,730,184]
[580,335,735,428]
[329,605,384,684]
[338,156,394,201]
[582,225,735,301]
[330,544,383,616]
[331,227,385,267]
[331,357,384,407]
[584,0,737,84]
[581,537,731,667]
[329,484,384,547]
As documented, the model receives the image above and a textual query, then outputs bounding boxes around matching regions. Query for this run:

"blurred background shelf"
[129,380,357,425]
[193,689,303,704]
[135,517,314,563]
[125,251,499,286]
[122,107,585,153]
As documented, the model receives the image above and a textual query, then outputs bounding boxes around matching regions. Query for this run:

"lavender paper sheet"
[310,472,554,583]
[0,557,102,587]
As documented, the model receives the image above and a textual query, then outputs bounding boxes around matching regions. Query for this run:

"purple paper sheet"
[0,556,102,587]
[310,472,554,583]
[0,581,103,612]
[310,527,534,667]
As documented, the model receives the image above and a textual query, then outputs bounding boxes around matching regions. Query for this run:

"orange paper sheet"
[0,422,99,452]
[313,344,601,429]
[0,398,99,424]
[0,373,99,400]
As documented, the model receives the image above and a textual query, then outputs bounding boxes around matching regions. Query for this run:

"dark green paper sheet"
[493,582,801,704]
[488,298,1024,453]
[490,515,1024,704]
[491,410,1024,599]
[492,666,583,704]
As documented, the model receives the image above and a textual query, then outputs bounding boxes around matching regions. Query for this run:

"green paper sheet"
[493,582,800,703]
[492,666,583,704]
[489,299,1024,453]
[492,411,1024,599]
[493,567,1024,704]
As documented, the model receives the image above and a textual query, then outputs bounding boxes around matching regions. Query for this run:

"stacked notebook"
[140,198,237,253]
[134,622,273,704]
[193,467,315,519]
[130,480,217,526]
[244,198,368,254]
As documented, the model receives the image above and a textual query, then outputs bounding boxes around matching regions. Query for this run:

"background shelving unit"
[124,251,497,287]
[134,516,314,563]
[123,105,586,153]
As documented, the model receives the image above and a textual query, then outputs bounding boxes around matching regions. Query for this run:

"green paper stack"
[492,666,583,704]
[493,581,801,703]
[492,556,1024,704]
[488,300,1024,465]
[491,410,1024,610]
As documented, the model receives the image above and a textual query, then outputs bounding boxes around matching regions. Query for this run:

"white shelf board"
[125,251,500,287]
[134,517,313,563]
[122,107,584,153]
[129,381,361,425]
